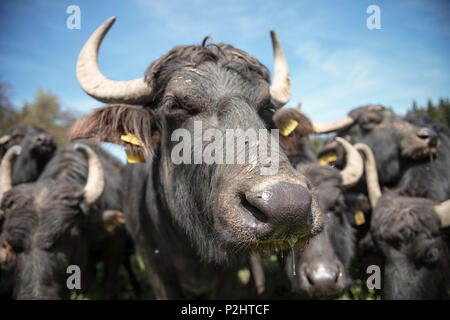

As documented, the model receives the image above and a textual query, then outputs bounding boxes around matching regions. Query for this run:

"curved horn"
[335,137,363,188]
[0,146,21,203]
[269,30,291,108]
[313,117,355,134]
[76,17,153,105]
[435,200,450,228]
[74,143,105,205]
[0,135,11,145]
[354,143,382,208]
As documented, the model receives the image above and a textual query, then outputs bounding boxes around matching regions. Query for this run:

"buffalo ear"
[68,104,160,156]
[272,108,314,138]
[102,210,125,232]
[0,240,16,265]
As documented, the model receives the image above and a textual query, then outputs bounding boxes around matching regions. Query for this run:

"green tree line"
[0,78,76,146]
[410,98,450,128]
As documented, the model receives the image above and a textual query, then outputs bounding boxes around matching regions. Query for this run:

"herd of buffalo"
[0,17,449,300]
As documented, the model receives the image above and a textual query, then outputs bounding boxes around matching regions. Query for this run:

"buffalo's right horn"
[269,30,291,108]
[313,117,354,134]
[0,146,21,203]
[0,135,11,145]
[74,144,105,206]
[435,200,450,228]
[335,137,363,188]
[354,143,382,208]
[76,17,153,105]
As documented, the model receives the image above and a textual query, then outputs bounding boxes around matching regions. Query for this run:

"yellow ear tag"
[354,210,366,226]
[319,152,337,166]
[279,119,299,137]
[120,133,143,146]
[125,150,145,163]
[120,134,145,163]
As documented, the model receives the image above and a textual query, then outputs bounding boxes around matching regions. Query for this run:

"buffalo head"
[68,17,323,262]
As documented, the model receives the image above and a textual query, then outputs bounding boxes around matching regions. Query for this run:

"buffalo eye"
[422,247,440,265]
[259,106,276,129]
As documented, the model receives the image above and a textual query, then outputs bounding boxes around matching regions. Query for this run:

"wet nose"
[245,182,312,237]
[417,128,438,148]
[34,134,51,146]
[302,262,344,295]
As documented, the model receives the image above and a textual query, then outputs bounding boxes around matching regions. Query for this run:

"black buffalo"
[0,124,56,185]
[0,141,130,299]
[285,138,366,298]
[68,17,323,298]
[355,142,450,299]
[315,105,439,191]
[272,107,316,166]
[368,192,449,299]
[393,112,450,201]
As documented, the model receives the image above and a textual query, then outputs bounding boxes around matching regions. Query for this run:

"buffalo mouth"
[32,142,56,156]
[223,198,313,254]
[402,145,438,160]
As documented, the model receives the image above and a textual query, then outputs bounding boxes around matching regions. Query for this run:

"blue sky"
[0,0,449,124]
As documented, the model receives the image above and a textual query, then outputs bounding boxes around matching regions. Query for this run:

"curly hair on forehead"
[371,193,441,243]
[144,37,271,100]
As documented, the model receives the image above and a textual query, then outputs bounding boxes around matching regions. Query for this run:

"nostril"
[417,128,436,140]
[417,128,439,148]
[306,272,315,286]
[307,211,313,225]
[35,134,48,145]
[241,197,268,223]
[334,268,341,283]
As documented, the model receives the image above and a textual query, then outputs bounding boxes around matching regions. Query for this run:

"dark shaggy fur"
[273,108,316,166]
[394,112,450,201]
[318,105,439,189]
[0,124,56,185]
[370,192,449,299]
[0,140,131,299]
[286,164,355,298]
[69,38,323,298]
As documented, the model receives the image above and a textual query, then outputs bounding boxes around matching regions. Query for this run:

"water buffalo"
[285,138,364,298]
[68,17,323,298]
[0,124,56,185]
[315,105,439,190]
[272,106,316,166]
[393,112,450,201]
[0,141,130,299]
[356,143,450,300]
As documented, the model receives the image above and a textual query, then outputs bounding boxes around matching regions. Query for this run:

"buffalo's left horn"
[435,200,450,228]
[269,30,291,108]
[74,143,105,205]
[0,146,21,203]
[0,135,11,145]
[313,117,355,134]
[354,143,382,208]
[335,137,363,188]
[76,17,153,105]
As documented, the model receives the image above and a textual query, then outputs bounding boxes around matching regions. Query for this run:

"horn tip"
[335,137,346,144]
[270,29,277,39]
[106,16,116,24]
[9,145,21,155]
